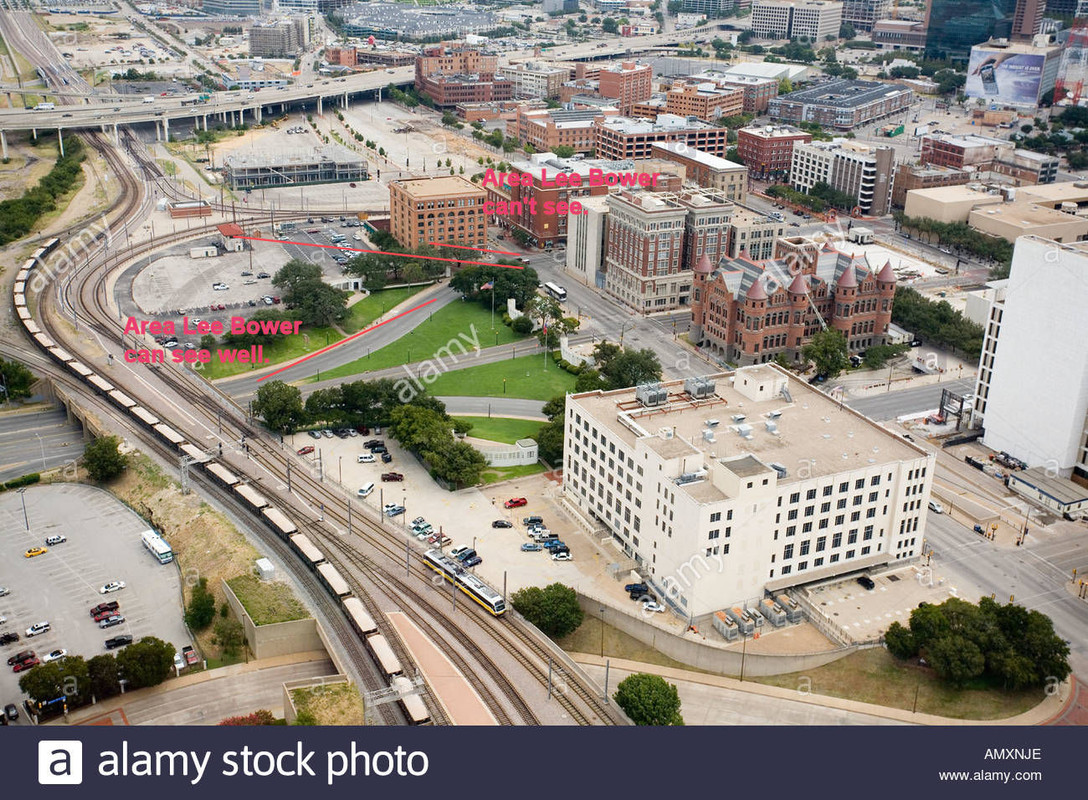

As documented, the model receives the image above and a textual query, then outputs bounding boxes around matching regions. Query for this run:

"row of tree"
[386,404,487,487]
[891,286,985,359]
[885,597,1070,689]
[18,637,176,708]
[0,136,85,245]
[893,213,1013,276]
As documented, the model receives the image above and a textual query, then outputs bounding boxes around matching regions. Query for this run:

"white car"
[43,649,68,663]
[552,552,573,562]
[0,586,8,597]
[357,453,376,463]
[451,546,470,559]
[26,622,51,637]
[641,600,666,613]
[100,580,126,594]
[212,282,229,291]
[928,500,944,514]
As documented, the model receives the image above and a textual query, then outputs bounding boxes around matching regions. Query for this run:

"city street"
[0,408,85,482]
[848,379,975,421]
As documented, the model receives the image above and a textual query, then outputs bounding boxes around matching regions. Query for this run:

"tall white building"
[789,139,895,215]
[563,365,934,616]
[973,236,1088,481]
[751,0,844,41]
[565,195,610,288]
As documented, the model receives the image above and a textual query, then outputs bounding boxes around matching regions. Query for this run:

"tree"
[219,709,277,725]
[0,357,35,400]
[574,369,607,392]
[214,618,245,657]
[86,654,120,700]
[253,380,305,433]
[199,333,217,352]
[551,144,576,158]
[185,577,216,630]
[19,656,89,706]
[613,673,684,725]
[602,348,663,390]
[601,17,619,33]
[926,634,985,687]
[272,259,323,294]
[667,0,683,11]
[839,21,855,39]
[83,435,127,482]
[115,636,175,689]
[511,583,584,638]
[293,282,349,327]
[221,309,295,348]
[884,621,917,659]
[801,328,849,379]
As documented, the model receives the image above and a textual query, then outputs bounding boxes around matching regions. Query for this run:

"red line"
[238,236,525,270]
[427,241,523,257]
[256,298,437,382]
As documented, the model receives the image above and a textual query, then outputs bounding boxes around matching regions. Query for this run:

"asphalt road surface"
[0,408,84,481]
[439,397,546,419]
[847,379,975,422]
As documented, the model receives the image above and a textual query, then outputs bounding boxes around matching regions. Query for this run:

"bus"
[543,282,567,302]
[141,529,174,564]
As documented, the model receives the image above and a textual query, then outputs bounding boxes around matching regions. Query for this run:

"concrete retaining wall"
[222,579,325,660]
[281,674,351,725]
[577,592,857,677]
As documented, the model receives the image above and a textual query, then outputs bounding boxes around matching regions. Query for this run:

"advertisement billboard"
[965,47,1046,107]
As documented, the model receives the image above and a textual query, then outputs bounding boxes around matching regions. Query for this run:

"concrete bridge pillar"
[163,116,169,140]
[255,105,261,124]
[57,128,64,156]
[113,124,119,145]
[317,95,323,115]
[0,130,7,160]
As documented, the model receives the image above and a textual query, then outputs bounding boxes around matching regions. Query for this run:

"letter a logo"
[38,741,83,785]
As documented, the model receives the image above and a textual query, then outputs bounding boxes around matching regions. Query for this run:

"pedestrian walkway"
[570,653,1067,726]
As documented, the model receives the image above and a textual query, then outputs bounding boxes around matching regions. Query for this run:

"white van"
[142,96,155,104]
[357,482,375,498]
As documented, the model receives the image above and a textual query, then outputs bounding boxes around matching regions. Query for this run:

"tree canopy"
[613,673,684,725]
[83,435,127,482]
[252,380,306,434]
[891,287,984,359]
[802,328,849,379]
[510,582,584,638]
[273,259,348,327]
[115,636,175,689]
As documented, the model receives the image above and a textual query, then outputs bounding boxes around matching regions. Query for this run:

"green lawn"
[342,285,427,334]
[457,415,543,444]
[204,325,343,381]
[425,354,576,401]
[479,462,547,485]
[317,301,528,381]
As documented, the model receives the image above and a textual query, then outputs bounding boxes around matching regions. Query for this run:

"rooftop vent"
[769,462,788,478]
[731,414,747,423]
[684,376,716,398]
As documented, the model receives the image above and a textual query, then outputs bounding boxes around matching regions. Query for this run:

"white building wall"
[565,195,609,287]
[980,237,1088,475]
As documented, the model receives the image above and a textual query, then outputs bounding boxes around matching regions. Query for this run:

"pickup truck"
[182,645,199,666]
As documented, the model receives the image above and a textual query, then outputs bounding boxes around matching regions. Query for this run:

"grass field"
[457,415,543,444]
[342,285,426,334]
[425,354,575,401]
[752,648,1041,720]
[317,301,528,381]
[479,462,547,485]
[289,683,365,726]
[204,324,343,381]
[226,574,308,626]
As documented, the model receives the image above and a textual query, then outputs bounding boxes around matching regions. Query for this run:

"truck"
[33,102,55,111]
[142,96,155,104]
[182,645,199,666]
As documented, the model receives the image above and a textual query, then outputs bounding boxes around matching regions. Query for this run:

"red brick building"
[414,44,511,108]
[513,106,616,155]
[595,114,731,161]
[663,81,745,121]
[597,61,653,113]
[736,124,812,180]
[690,237,896,365]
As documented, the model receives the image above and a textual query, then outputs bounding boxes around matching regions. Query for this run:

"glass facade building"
[924,0,1017,60]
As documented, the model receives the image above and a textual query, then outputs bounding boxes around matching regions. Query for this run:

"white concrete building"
[789,138,895,215]
[565,195,610,288]
[974,236,1088,481]
[751,0,844,41]
[563,365,935,616]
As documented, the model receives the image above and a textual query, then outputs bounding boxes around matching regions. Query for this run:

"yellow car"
[24,546,47,558]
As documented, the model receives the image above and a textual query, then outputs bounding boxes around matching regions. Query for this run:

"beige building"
[968,203,1088,244]
[389,176,487,251]
[650,142,748,202]
[751,0,844,40]
[902,185,1005,223]
[497,62,572,100]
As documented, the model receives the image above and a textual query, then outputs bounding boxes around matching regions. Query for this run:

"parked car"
[385,506,405,518]
[381,452,393,463]
[24,547,47,558]
[90,602,119,617]
[322,429,334,438]
[625,582,649,595]
[928,500,944,514]
[7,651,34,666]
[463,555,482,568]
[98,615,125,629]
[45,534,67,546]
[455,549,477,563]
[100,581,126,594]
[523,515,544,526]
[105,635,133,650]
[296,446,315,456]
[450,546,470,559]
[381,472,404,482]
[433,535,452,547]
[0,633,19,646]
[856,575,876,590]
[307,430,322,439]
[25,622,51,638]
[4,703,17,721]
[552,552,573,562]
[640,599,665,612]
[42,649,68,664]
[521,543,543,552]
[492,520,513,528]
[0,587,8,597]
[13,656,39,672]
[504,497,528,509]
[256,272,271,279]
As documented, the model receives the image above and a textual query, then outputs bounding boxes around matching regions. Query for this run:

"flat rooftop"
[223,145,364,169]
[969,203,1086,229]
[651,141,745,171]
[1011,468,1088,506]
[393,175,484,198]
[598,113,714,134]
[572,367,923,493]
[1017,182,1088,205]
[777,79,911,108]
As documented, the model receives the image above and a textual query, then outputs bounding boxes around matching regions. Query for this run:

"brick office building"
[390,176,487,250]
[414,44,512,107]
[690,237,897,365]
[597,61,653,112]
[513,106,618,154]
[736,124,812,179]
[663,80,746,121]
[595,114,731,160]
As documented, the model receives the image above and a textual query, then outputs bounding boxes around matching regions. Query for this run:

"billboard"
[965,48,1047,107]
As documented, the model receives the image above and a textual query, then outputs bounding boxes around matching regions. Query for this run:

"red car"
[93,610,117,623]
[296,445,315,456]
[90,602,119,617]
[381,472,404,482]
[13,657,39,672]
[504,497,528,509]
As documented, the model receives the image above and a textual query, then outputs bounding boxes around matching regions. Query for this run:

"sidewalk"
[57,650,331,726]
[569,653,1070,726]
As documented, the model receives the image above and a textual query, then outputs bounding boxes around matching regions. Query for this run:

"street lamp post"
[17,488,28,531]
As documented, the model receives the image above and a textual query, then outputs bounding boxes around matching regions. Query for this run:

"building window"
[782,565,792,575]
[783,544,794,559]
[710,511,721,522]
[709,529,720,540]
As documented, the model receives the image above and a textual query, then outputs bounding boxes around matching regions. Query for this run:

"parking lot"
[0,485,190,723]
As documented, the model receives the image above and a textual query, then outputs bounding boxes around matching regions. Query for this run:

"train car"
[205,462,240,488]
[288,533,324,567]
[316,562,350,599]
[16,269,30,283]
[234,483,269,511]
[33,333,56,350]
[260,506,298,539]
[108,390,137,409]
[421,549,507,617]
[41,237,60,256]
[14,289,25,303]
[179,443,205,462]
[366,633,403,678]
[391,676,431,725]
[342,596,378,637]
[67,361,94,379]
[30,248,46,262]
[17,308,32,322]
[130,406,160,428]
[49,347,75,364]
[153,423,185,448]
[87,375,114,394]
